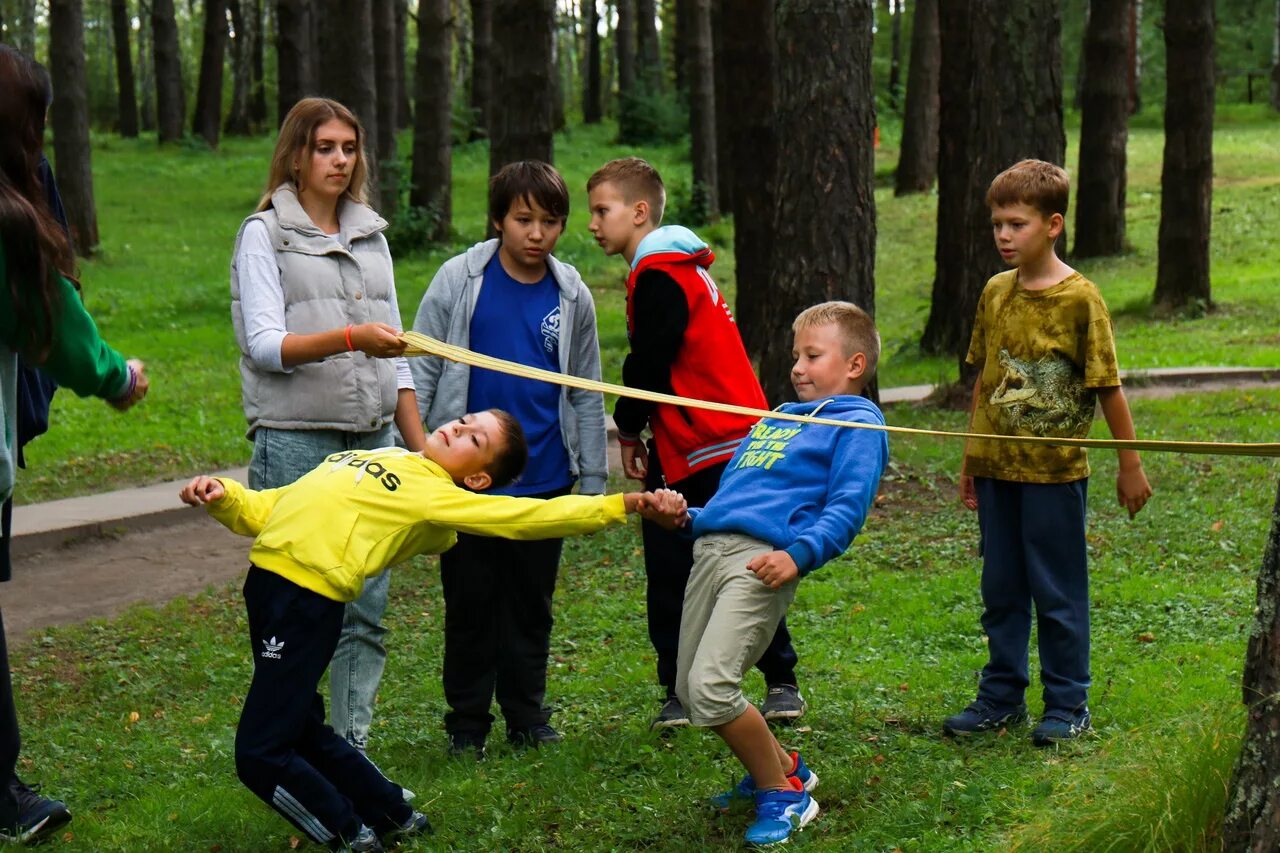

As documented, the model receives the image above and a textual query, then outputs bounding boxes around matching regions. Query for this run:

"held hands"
[628,488,689,530]
[108,359,150,412]
[351,323,407,358]
[746,550,799,590]
[179,476,225,506]
[620,441,649,481]
[1117,462,1153,520]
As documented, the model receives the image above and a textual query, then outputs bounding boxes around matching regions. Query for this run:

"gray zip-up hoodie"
[409,239,608,495]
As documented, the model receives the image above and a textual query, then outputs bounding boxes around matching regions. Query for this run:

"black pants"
[440,486,569,737]
[0,608,17,818]
[237,567,410,846]
[643,441,799,693]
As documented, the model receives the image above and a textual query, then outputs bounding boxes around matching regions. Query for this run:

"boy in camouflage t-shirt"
[945,160,1153,747]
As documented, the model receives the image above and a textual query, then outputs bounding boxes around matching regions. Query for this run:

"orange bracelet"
[344,324,355,352]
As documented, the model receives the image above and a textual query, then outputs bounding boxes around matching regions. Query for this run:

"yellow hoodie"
[208,447,627,602]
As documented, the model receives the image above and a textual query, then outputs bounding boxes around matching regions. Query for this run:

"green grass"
[12,387,1278,850]
[21,110,1280,503]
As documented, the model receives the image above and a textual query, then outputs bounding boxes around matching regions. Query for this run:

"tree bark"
[712,0,732,212]
[674,0,689,92]
[1074,0,1129,258]
[764,0,877,405]
[395,0,411,128]
[616,0,636,102]
[225,0,255,134]
[688,0,718,220]
[411,0,453,241]
[471,0,493,137]
[1153,0,1214,313]
[894,0,938,195]
[192,0,228,148]
[317,0,381,206]
[721,0,775,363]
[110,0,140,137]
[152,0,186,143]
[888,0,902,110]
[488,0,555,184]
[249,0,267,124]
[137,0,156,132]
[372,0,399,216]
[1271,0,1279,111]
[920,0,1065,373]
[49,0,100,255]
[17,0,36,56]
[583,0,603,122]
[636,0,660,90]
[1223,480,1280,852]
[275,0,312,124]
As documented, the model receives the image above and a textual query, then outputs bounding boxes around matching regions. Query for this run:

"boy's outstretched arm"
[178,475,280,537]
[1097,386,1153,519]
[632,488,689,530]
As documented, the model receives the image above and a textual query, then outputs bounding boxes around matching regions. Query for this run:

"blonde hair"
[586,157,666,225]
[986,159,1069,219]
[256,98,369,212]
[793,301,880,379]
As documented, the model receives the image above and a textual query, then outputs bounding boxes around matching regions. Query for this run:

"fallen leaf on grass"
[128,711,140,724]
[1211,520,1224,532]
[290,836,301,849]
[1138,631,1156,643]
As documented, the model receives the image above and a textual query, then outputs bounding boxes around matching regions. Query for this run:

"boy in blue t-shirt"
[409,161,608,757]
[676,302,888,847]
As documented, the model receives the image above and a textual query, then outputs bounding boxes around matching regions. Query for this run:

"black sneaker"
[942,699,1029,736]
[447,731,487,759]
[506,723,564,748]
[1031,708,1093,747]
[760,684,807,723]
[382,809,432,843]
[650,695,691,730]
[0,777,72,844]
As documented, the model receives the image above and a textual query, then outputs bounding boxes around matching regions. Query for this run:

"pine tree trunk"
[583,0,603,122]
[49,0,101,255]
[488,0,555,189]
[137,2,156,132]
[1223,480,1280,851]
[395,0,411,128]
[411,0,452,240]
[688,0,718,220]
[1074,0,1129,258]
[317,0,381,207]
[249,0,267,124]
[224,0,255,134]
[372,0,399,216]
[192,0,228,148]
[1271,0,1279,111]
[636,0,660,90]
[920,0,1065,372]
[894,0,938,195]
[711,0,732,213]
[110,0,140,137]
[275,0,312,124]
[17,0,36,56]
[722,0,774,363]
[1154,0,1214,313]
[152,0,186,143]
[888,0,902,110]
[674,0,689,93]
[470,0,493,138]
[616,0,635,101]
[765,0,877,405]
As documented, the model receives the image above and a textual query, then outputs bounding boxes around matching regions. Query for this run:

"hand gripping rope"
[399,331,1280,459]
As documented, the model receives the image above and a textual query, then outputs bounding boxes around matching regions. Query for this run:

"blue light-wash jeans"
[247,425,395,751]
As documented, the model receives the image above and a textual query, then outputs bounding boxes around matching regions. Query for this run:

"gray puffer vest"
[230,184,398,436]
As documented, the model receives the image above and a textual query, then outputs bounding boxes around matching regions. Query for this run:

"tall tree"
[583,0,603,122]
[49,0,100,254]
[152,0,186,143]
[711,0,732,212]
[411,0,453,241]
[109,0,140,137]
[275,0,313,124]
[489,0,555,183]
[721,0,775,362]
[616,0,636,102]
[673,0,690,92]
[888,0,903,110]
[894,0,939,195]
[471,0,493,136]
[1223,480,1280,851]
[225,0,256,134]
[395,0,411,128]
[317,0,381,205]
[1074,0,1130,258]
[1272,0,1279,110]
[137,0,156,131]
[1154,0,1214,313]
[920,0,1065,371]
[249,0,267,125]
[17,0,36,56]
[688,0,718,219]
[636,0,660,90]
[193,0,229,147]
[372,0,399,215]
[762,0,877,405]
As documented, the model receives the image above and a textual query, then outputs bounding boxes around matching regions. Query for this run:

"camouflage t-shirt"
[963,269,1120,484]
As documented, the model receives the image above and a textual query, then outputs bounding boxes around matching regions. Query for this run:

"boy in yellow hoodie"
[180,408,686,852]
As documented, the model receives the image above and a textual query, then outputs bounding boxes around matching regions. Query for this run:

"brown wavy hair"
[0,44,76,362]
[255,98,369,212]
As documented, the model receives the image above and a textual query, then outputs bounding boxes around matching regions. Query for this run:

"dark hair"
[986,159,1070,218]
[0,44,74,362]
[488,160,570,227]
[586,157,666,225]
[486,409,529,488]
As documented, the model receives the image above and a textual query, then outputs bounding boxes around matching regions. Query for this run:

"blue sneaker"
[744,778,819,847]
[1031,707,1092,746]
[709,751,818,812]
[942,698,1028,736]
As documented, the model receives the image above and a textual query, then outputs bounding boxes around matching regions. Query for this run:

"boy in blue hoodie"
[676,302,888,847]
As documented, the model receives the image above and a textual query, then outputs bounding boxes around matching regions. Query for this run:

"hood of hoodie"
[781,394,885,424]
[631,225,711,270]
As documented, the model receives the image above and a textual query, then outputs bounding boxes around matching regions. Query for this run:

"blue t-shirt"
[467,255,573,496]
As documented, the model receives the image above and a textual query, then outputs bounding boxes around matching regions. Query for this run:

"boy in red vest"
[587,158,806,728]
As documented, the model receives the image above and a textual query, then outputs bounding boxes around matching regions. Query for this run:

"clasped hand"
[632,488,689,530]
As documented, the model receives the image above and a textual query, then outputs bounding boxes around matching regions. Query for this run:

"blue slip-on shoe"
[1031,707,1093,747]
[744,777,819,847]
[942,698,1029,737]
[710,751,819,812]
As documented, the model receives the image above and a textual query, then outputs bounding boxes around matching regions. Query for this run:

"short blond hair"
[986,159,1069,219]
[586,157,666,225]
[793,301,880,379]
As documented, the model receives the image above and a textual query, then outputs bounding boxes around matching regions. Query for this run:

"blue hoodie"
[688,396,888,575]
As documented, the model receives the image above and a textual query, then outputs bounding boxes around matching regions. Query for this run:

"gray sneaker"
[942,698,1029,736]
[650,695,691,730]
[331,824,384,852]
[760,684,807,723]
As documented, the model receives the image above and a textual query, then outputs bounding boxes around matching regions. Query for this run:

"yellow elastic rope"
[400,332,1280,458]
